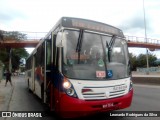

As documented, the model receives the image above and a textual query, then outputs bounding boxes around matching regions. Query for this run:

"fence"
[137,67,160,73]
[125,35,160,45]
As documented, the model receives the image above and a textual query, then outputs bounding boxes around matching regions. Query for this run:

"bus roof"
[60,17,124,37]
[26,17,124,60]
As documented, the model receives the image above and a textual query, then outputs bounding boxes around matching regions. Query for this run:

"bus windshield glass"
[62,29,129,80]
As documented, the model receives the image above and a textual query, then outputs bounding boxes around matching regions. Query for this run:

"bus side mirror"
[56,46,63,72]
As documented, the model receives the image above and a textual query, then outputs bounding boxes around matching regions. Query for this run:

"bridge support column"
[6,47,12,72]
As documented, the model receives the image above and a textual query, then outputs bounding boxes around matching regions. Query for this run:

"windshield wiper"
[100,36,108,78]
[109,35,116,49]
[107,35,117,62]
[76,29,84,64]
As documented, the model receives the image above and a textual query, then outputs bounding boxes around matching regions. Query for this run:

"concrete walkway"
[132,71,160,77]
[0,77,14,111]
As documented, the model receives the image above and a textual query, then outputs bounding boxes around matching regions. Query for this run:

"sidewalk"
[0,78,14,111]
[132,71,160,77]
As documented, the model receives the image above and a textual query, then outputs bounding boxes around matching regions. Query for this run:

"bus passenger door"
[44,33,57,111]
[44,38,52,104]
[45,33,58,112]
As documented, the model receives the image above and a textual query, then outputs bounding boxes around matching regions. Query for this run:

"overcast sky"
[0,0,160,58]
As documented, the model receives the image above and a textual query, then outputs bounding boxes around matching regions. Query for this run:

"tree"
[153,59,160,66]
[0,30,4,40]
[3,31,27,40]
[11,48,29,70]
[12,48,29,59]
[0,48,8,62]
[148,54,157,66]
[0,30,29,71]
[136,54,147,68]
[136,53,157,68]
[129,53,137,71]
[129,53,158,71]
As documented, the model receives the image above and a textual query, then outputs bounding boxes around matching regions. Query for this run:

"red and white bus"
[25,17,133,118]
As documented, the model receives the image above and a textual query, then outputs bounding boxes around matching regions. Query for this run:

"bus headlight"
[63,81,71,89]
[129,80,133,91]
[66,88,75,96]
[63,78,77,98]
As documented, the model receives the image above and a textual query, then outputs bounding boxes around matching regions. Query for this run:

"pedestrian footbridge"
[0,32,160,49]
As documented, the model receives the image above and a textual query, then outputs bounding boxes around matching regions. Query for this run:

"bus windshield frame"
[62,29,130,80]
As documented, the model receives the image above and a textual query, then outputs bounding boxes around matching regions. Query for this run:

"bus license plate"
[102,103,114,108]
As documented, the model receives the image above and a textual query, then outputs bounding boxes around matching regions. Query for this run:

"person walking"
[5,69,12,86]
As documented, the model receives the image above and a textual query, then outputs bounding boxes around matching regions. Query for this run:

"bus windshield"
[62,29,129,80]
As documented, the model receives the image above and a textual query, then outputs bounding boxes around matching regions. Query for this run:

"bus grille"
[82,85,127,100]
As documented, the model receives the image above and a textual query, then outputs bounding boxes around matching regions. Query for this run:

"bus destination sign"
[62,17,124,37]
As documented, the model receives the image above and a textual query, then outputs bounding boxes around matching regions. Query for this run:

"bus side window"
[46,40,51,70]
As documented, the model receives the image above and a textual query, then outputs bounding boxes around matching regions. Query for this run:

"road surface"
[2,76,160,120]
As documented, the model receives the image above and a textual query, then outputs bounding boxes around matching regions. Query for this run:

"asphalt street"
[0,76,160,120]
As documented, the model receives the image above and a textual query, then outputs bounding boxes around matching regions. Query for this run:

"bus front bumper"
[58,89,133,118]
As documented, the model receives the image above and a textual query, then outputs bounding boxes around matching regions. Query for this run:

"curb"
[132,76,160,85]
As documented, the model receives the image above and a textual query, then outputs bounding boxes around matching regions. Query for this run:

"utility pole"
[143,0,149,74]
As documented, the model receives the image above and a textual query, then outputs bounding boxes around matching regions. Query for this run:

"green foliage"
[3,31,27,40]
[0,31,29,71]
[136,54,147,68]
[0,48,29,71]
[129,53,158,71]
[148,54,157,66]
[0,60,4,67]
[12,48,29,59]
[0,48,8,62]
[129,53,137,71]
[11,48,29,70]
[153,59,160,66]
